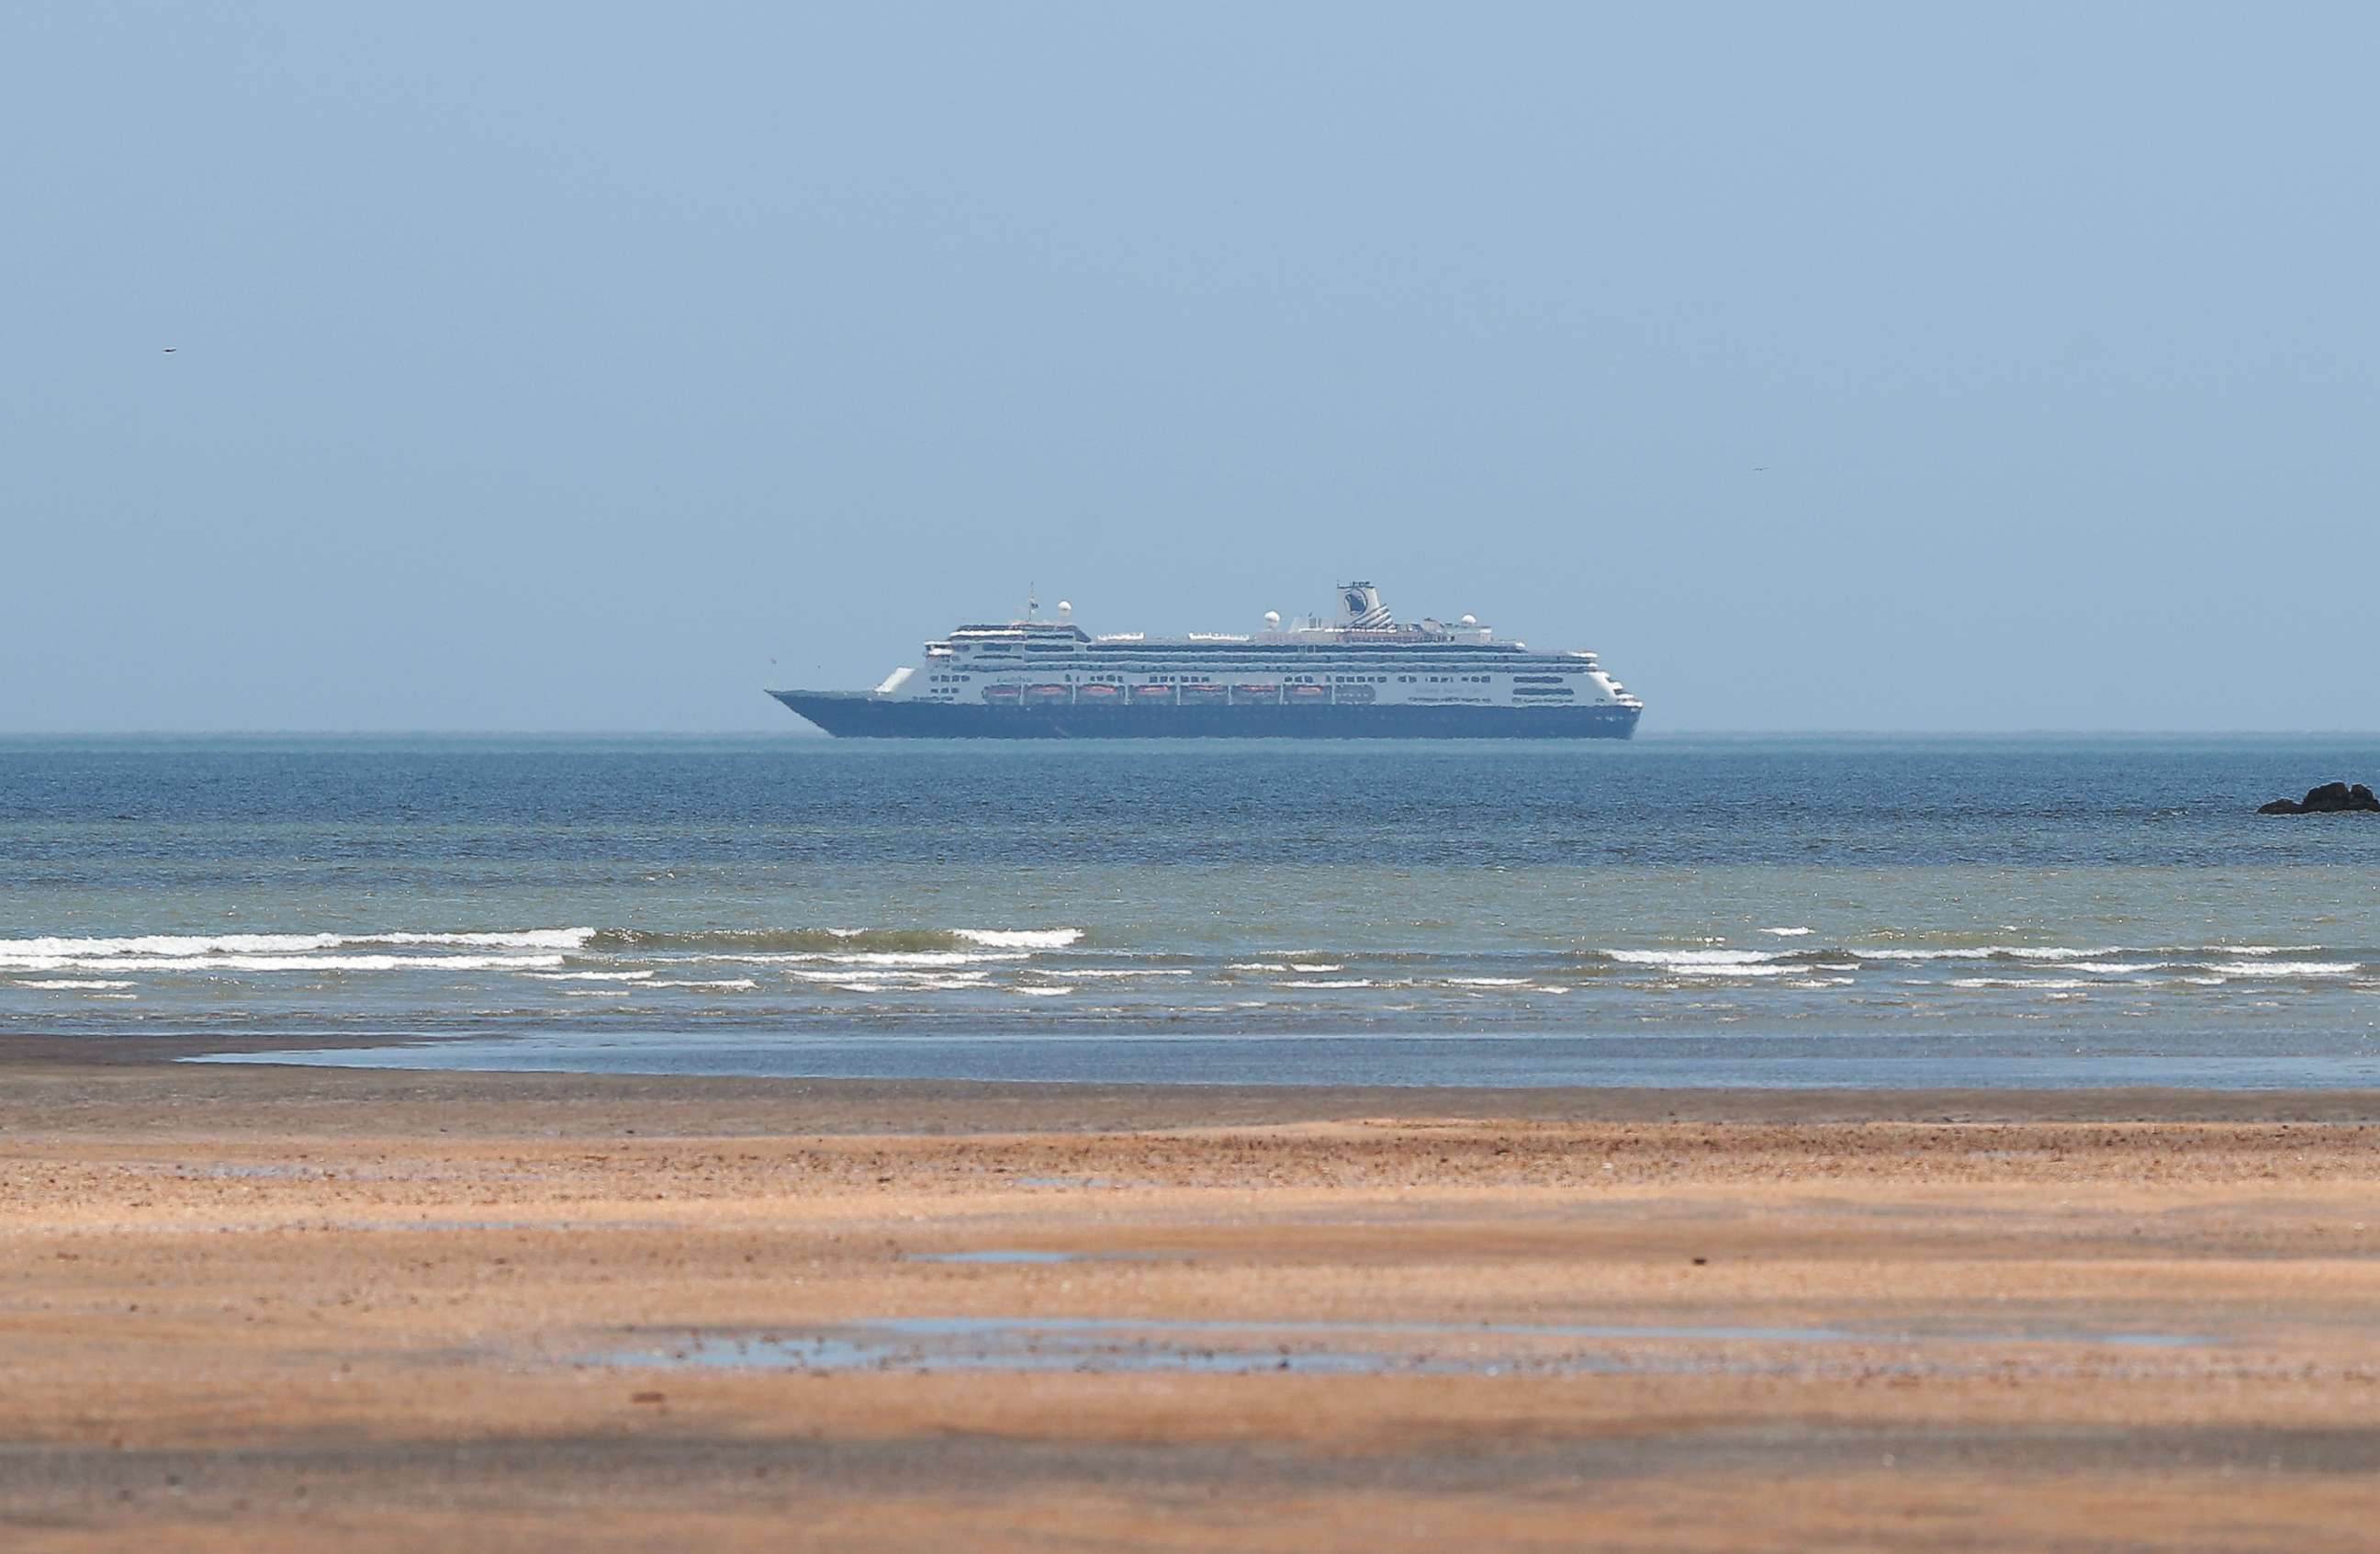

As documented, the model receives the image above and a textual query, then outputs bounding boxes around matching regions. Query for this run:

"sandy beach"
[0,1040,2373,1550]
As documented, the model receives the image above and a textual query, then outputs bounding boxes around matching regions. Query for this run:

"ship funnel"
[1336,580,1393,629]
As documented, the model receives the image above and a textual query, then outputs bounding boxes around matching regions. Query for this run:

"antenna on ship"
[1026,581,1038,621]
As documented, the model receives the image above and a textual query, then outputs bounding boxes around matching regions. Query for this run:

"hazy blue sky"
[6,3,2374,731]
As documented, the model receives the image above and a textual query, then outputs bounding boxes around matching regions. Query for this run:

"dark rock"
[2260,782,2380,815]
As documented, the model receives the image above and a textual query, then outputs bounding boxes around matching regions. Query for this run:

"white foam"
[1445,976,1534,987]
[1227,963,1291,972]
[741,950,1025,968]
[525,970,656,982]
[0,932,343,963]
[1278,977,1375,988]
[1851,945,2123,963]
[1608,949,1789,967]
[561,989,634,998]
[2233,962,2360,977]
[1033,968,1192,980]
[372,929,596,951]
[1290,963,1343,973]
[1759,927,1814,937]
[954,928,1083,949]
[9,978,136,990]
[1949,977,2097,991]
[1013,985,1072,997]
[785,967,991,985]
[646,978,758,990]
[31,953,567,973]
[0,928,594,963]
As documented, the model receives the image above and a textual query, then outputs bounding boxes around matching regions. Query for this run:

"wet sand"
[4,1040,2379,1550]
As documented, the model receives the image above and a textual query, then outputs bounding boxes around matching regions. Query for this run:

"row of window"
[952,646,1537,659]
[936,671,1567,690]
[966,663,1535,676]
[936,672,1584,697]
[951,672,1416,686]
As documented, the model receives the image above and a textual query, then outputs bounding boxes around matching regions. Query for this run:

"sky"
[4,2,2375,732]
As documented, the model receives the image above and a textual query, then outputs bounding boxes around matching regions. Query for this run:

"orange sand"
[2,1049,2376,1550]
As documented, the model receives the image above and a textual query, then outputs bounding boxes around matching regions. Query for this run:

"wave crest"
[0,929,594,965]
[586,926,1082,953]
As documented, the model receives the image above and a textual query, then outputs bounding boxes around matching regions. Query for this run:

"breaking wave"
[2,913,2369,1041]
[586,926,1083,953]
[2,952,567,974]
[0,929,595,964]
[955,929,1084,949]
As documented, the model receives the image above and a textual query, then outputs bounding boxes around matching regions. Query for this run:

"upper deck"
[830,578,1643,716]
[934,581,1559,660]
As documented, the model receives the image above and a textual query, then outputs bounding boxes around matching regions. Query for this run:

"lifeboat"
[1130,684,1175,704]
[1075,682,1123,702]
[1025,683,1071,704]
[982,683,1023,704]
[1230,683,1282,704]
[1285,683,1329,701]
[1179,683,1228,704]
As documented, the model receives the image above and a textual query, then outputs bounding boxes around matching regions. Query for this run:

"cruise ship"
[769,581,1644,738]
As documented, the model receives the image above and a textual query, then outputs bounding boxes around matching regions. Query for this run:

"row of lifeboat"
[982,682,1374,707]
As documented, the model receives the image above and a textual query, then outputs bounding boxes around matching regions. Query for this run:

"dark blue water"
[5,735,2377,1087]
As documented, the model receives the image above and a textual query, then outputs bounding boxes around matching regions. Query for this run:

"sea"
[5,734,2377,1088]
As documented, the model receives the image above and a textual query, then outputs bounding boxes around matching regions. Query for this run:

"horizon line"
[4,727,2377,740]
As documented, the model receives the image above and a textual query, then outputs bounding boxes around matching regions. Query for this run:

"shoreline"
[9,1032,2380,1131]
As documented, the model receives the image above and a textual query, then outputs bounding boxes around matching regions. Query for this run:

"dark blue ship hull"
[769,691,1640,739]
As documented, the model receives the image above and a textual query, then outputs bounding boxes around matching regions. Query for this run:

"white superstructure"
[899,581,1642,712]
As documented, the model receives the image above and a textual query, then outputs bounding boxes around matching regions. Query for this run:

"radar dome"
[1057,600,1072,616]
[1263,610,1281,627]
[1460,613,1477,627]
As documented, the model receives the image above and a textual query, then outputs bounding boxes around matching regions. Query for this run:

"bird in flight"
[162,347,176,354]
